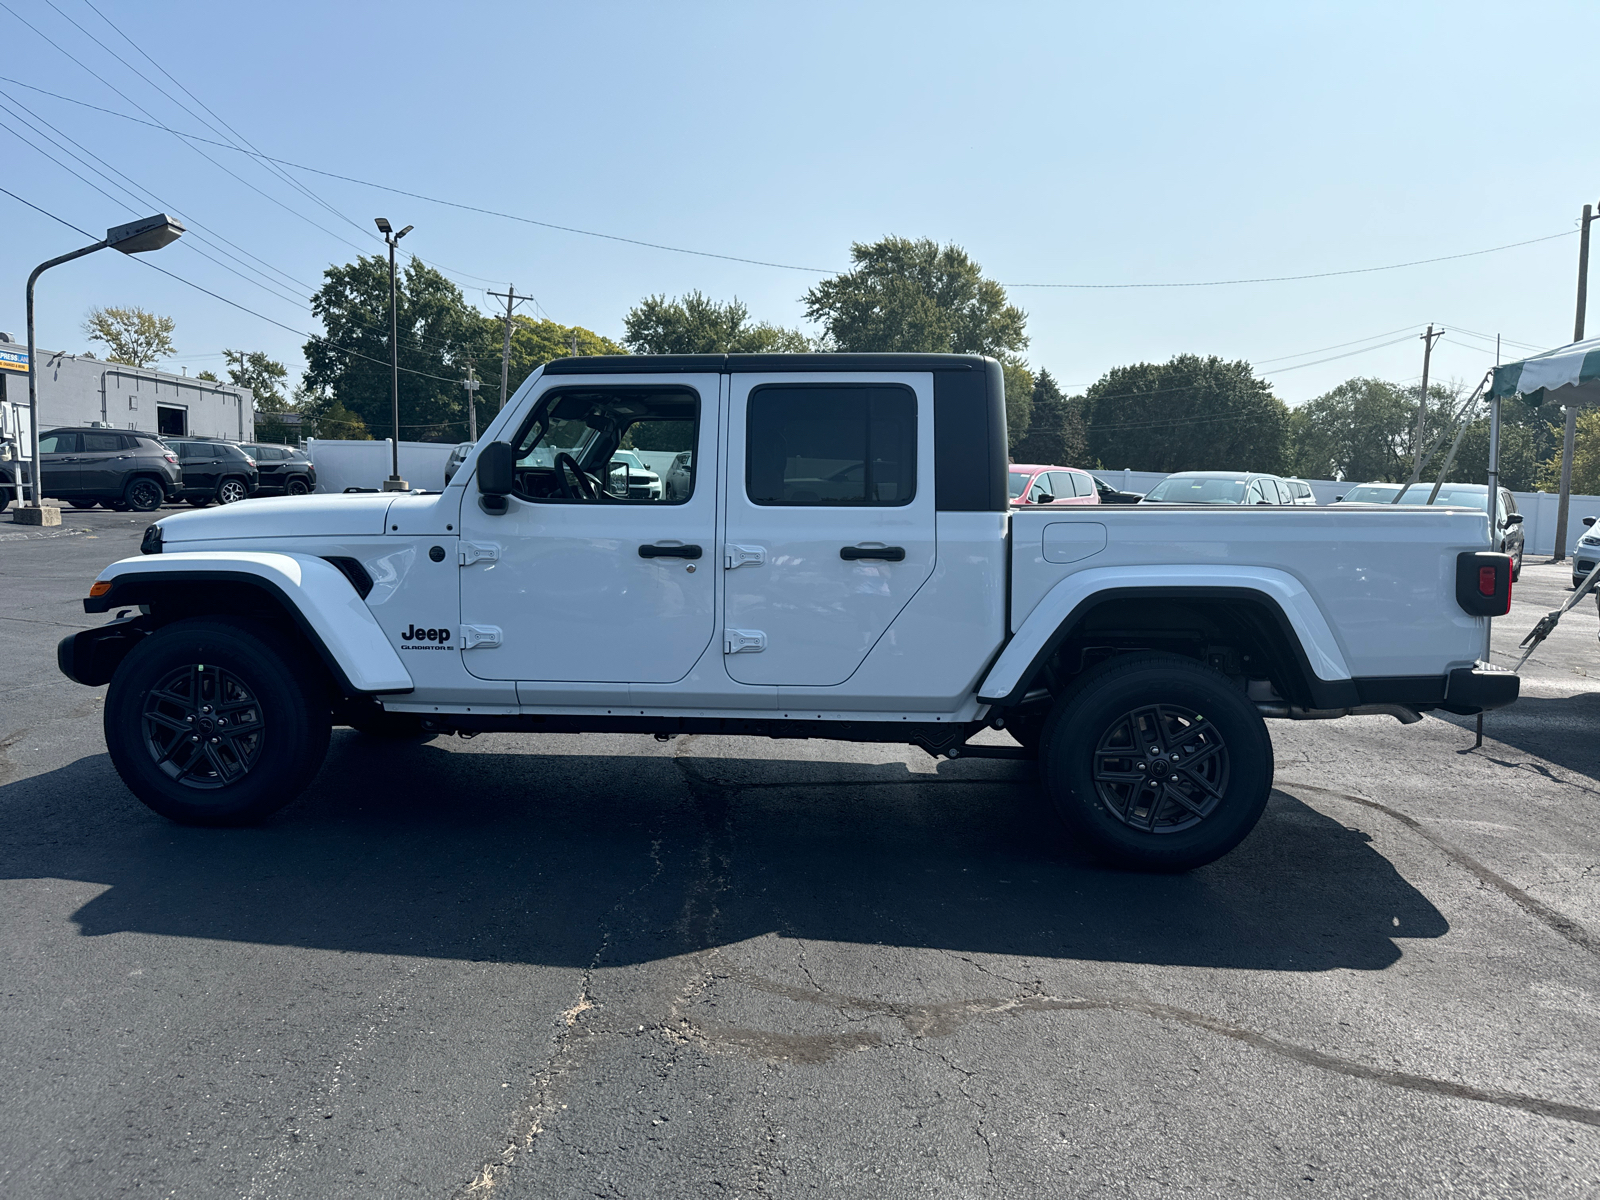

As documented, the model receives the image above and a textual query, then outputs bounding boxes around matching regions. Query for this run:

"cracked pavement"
[2,510,1599,1197]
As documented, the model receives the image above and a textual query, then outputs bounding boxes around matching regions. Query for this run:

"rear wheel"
[217,477,248,505]
[123,476,163,512]
[69,498,98,510]
[1039,652,1273,871]
[104,618,331,825]
[286,476,311,497]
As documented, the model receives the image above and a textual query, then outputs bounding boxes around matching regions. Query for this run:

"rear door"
[721,372,935,687]
[78,431,128,496]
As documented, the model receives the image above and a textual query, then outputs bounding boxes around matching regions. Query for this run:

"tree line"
[76,237,1585,492]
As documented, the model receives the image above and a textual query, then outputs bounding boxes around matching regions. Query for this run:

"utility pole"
[1412,325,1445,475]
[1552,202,1594,563]
[462,356,481,442]
[571,331,579,358]
[487,286,525,417]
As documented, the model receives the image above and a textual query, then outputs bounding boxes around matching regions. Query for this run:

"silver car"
[1138,471,1297,505]
[664,451,693,502]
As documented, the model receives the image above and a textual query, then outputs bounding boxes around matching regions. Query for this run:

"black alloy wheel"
[123,476,164,512]
[1039,652,1273,871]
[217,477,248,505]
[104,618,331,825]
[285,476,311,497]
[1090,703,1227,834]
[141,662,266,789]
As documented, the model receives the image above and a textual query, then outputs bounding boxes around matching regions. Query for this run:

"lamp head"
[396,225,413,240]
[374,217,393,234]
[106,214,185,255]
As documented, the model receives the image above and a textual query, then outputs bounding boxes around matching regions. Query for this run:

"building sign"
[0,347,28,373]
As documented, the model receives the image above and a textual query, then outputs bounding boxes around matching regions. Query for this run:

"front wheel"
[104,618,331,825]
[1039,652,1273,871]
[217,477,249,505]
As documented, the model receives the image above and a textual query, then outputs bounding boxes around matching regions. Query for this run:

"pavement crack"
[1278,778,1600,958]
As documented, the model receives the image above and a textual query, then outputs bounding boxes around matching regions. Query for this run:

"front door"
[36,431,79,498]
[458,373,721,683]
[721,373,936,687]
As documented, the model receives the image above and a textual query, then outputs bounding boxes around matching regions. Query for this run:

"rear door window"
[746,385,915,506]
[81,432,121,452]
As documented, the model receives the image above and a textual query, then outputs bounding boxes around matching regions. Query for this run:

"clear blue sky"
[0,0,1594,406]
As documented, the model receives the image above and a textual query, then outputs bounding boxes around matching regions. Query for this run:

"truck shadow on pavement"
[0,733,1446,974]
[1438,691,1600,779]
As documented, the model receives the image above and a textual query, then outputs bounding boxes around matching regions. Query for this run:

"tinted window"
[82,432,121,452]
[1008,471,1031,499]
[1501,491,1517,515]
[223,445,252,461]
[747,385,915,506]
[1071,471,1094,498]
[1049,472,1077,499]
[38,432,77,453]
[1143,475,1248,503]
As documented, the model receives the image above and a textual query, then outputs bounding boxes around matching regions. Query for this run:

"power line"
[1251,324,1422,365]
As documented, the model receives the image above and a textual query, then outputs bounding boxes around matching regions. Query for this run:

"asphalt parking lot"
[2,507,1598,1198]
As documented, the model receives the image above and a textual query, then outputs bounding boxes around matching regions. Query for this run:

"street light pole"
[375,217,412,491]
[16,214,184,526]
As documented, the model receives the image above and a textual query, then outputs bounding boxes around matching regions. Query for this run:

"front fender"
[977,565,1353,705]
[82,551,412,694]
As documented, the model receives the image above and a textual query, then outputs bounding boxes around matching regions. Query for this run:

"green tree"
[303,256,498,443]
[1443,417,1540,492]
[224,349,297,443]
[801,236,1028,358]
[1535,409,1600,494]
[83,305,175,367]
[491,315,626,417]
[1011,369,1088,465]
[1289,377,1474,483]
[1087,355,1288,474]
[623,292,809,354]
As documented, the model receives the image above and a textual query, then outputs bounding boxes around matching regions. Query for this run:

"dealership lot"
[2,508,1598,1198]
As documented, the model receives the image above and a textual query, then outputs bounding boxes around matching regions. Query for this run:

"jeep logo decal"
[399,624,452,648]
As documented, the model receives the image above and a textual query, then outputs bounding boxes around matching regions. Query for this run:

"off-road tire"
[104,617,331,825]
[1038,651,1273,871]
[217,477,248,505]
[122,476,164,513]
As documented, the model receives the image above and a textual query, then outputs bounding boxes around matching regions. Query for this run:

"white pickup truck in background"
[59,353,1517,870]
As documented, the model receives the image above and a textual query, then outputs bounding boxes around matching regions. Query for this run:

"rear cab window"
[746,384,915,506]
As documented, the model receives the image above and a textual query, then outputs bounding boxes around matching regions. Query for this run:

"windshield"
[1008,471,1032,498]
[1342,483,1488,509]
[1142,476,1248,504]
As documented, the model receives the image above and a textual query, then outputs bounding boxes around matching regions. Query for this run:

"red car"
[1008,464,1100,506]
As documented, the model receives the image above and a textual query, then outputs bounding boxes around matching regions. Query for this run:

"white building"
[0,333,254,440]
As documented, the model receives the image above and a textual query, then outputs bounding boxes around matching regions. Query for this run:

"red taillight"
[163,452,178,464]
[1478,566,1497,596]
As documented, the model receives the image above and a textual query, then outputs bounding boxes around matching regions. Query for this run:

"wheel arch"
[979,573,1357,712]
[80,553,412,696]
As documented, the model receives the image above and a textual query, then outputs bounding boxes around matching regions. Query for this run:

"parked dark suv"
[240,442,316,496]
[36,427,181,512]
[166,438,260,506]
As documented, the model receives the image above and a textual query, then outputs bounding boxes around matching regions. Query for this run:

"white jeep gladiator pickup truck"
[59,354,1517,869]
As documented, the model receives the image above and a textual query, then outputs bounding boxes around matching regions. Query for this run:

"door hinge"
[724,628,767,654]
[724,543,766,569]
[460,624,502,649]
[459,542,499,567]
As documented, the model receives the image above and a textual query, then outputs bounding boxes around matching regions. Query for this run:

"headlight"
[1582,536,1600,547]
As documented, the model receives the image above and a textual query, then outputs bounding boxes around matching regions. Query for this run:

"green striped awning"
[1489,336,1600,405]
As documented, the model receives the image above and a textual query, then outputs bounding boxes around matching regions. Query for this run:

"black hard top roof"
[542,353,994,376]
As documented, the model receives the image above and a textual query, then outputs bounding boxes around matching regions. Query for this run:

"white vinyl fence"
[305,439,457,494]
[1096,468,1600,557]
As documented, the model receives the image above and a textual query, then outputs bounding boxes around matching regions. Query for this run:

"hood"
[156,493,395,543]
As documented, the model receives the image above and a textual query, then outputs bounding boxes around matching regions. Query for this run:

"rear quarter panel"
[1009,505,1490,677]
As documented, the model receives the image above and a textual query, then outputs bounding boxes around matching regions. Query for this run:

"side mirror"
[1333,495,1343,503]
[1584,515,1596,527]
[1505,512,1524,525]
[1037,493,1054,504]
[477,441,514,514]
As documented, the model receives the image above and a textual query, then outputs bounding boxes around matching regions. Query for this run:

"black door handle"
[840,545,906,561]
[639,543,702,559]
